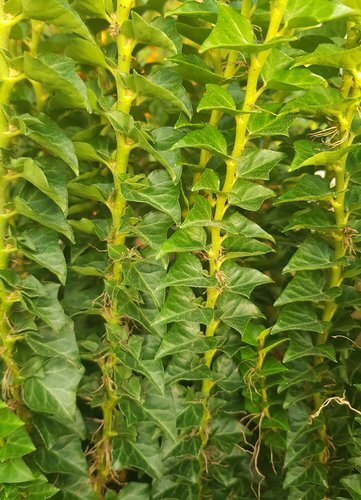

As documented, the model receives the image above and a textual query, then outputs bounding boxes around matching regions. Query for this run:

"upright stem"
[313,24,360,460]
[30,20,45,112]
[198,0,289,480]
[94,1,135,496]
[0,2,22,405]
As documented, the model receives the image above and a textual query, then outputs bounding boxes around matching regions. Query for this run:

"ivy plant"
[0,0,361,498]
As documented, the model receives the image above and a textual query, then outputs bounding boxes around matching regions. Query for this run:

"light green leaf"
[197,84,236,114]
[0,458,35,483]
[153,287,212,325]
[228,179,275,211]
[181,195,213,228]
[276,174,332,203]
[15,113,78,174]
[171,124,228,157]
[157,253,216,290]
[0,427,35,461]
[284,0,354,28]
[72,0,112,19]
[293,43,361,70]
[24,53,91,112]
[122,260,165,309]
[121,170,181,223]
[236,148,286,180]
[263,49,327,90]
[224,211,275,241]
[0,407,24,440]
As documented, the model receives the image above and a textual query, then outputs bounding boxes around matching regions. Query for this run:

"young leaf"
[171,124,228,157]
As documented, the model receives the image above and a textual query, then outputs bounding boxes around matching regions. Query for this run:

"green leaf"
[123,387,177,440]
[35,435,89,476]
[16,227,67,284]
[274,271,338,306]
[192,169,220,192]
[15,113,78,174]
[262,49,327,90]
[122,260,165,309]
[222,235,274,258]
[127,70,192,118]
[272,303,323,334]
[23,53,91,112]
[224,211,275,241]
[21,0,94,41]
[25,283,67,333]
[283,208,336,232]
[167,54,223,84]
[0,458,35,483]
[113,432,162,479]
[236,148,286,180]
[215,291,263,334]
[120,212,173,250]
[284,0,354,28]
[197,84,236,114]
[10,157,68,214]
[171,124,228,157]
[283,333,336,362]
[293,43,361,70]
[23,358,84,420]
[200,4,286,53]
[72,0,112,19]
[248,109,294,137]
[220,261,272,298]
[121,170,181,223]
[155,322,217,358]
[341,475,361,500]
[0,427,35,461]
[228,179,275,211]
[165,0,217,21]
[181,195,213,228]
[153,287,212,325]
[282,87,346,116]
[65,38,108,68]
[131,12,176,52]
[283,237,334,273]
[157,226,207,258]
[15,187,74,242]
[289,140,359,171]
[276,174,332,203]
[0,407,24,439]
[158,253,216,290]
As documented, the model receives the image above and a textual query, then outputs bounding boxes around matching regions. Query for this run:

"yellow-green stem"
[312,37,360,460]
[95,2,135,496]
[30,21,44,112]
[198,0,289,481]
[0,2,22,405]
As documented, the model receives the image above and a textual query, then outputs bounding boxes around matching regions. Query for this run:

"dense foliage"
[0,0,361,498]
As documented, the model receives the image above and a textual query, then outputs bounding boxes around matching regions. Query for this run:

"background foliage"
[0,0,361,498]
